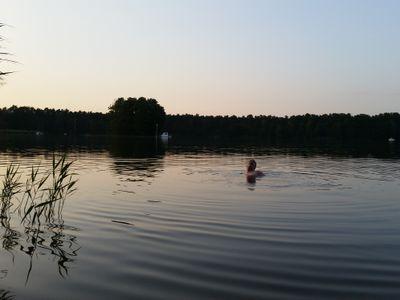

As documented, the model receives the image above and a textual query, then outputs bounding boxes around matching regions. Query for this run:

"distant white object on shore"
[388,137,396,142]
[35,131,44,136]
[160,132,171,139]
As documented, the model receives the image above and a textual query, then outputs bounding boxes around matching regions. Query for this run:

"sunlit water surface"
[0,137,400,299]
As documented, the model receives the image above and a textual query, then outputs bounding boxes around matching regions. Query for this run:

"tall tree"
[108,97,166,135]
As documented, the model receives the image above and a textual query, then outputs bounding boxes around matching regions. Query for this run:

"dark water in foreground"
[0,136,400,299]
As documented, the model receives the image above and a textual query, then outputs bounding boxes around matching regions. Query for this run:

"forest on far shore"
[0,99,399,141]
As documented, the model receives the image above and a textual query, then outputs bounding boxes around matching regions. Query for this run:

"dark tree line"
[0,106,108,134]
[0,103,399,141]
[165,113,400,141]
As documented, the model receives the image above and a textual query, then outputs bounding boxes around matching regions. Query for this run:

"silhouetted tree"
[108,97,166,135]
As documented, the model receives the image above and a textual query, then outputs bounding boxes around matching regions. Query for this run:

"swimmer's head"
[247,159,257,172]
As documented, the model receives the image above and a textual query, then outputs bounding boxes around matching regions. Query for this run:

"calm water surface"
[0,137,400,299]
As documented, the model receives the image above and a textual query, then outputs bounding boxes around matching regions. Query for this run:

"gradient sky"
[0,0,399,116]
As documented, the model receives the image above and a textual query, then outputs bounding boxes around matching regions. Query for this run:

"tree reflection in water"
[108,137,166,186]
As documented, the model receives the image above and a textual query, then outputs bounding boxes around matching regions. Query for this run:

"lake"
[0,135,400,299]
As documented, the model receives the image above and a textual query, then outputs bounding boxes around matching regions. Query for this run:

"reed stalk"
[0,154,77,226]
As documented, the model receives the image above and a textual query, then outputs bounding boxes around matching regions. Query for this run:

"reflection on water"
[0,214,80,293]
[21,225,79,282]
[0,135,400,299]
[0,153,80,294]
[108,138,165,186]
[0,290,14,300]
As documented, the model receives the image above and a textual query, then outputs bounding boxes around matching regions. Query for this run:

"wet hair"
[247,159,257,172]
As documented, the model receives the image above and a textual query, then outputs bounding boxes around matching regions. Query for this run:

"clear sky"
[0,0,399,116]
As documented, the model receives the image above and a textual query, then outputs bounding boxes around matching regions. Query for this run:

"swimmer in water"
[246,159,264,183]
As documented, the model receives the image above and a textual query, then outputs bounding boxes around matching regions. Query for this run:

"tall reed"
[21,154,78,225]
[0,164,22,219]
[0,154,79,284]
[0,154,77,226]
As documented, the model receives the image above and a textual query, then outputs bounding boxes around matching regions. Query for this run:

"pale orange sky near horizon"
[1,0,399,116]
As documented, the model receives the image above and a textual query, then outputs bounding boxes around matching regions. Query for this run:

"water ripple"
[1,146,400,299]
